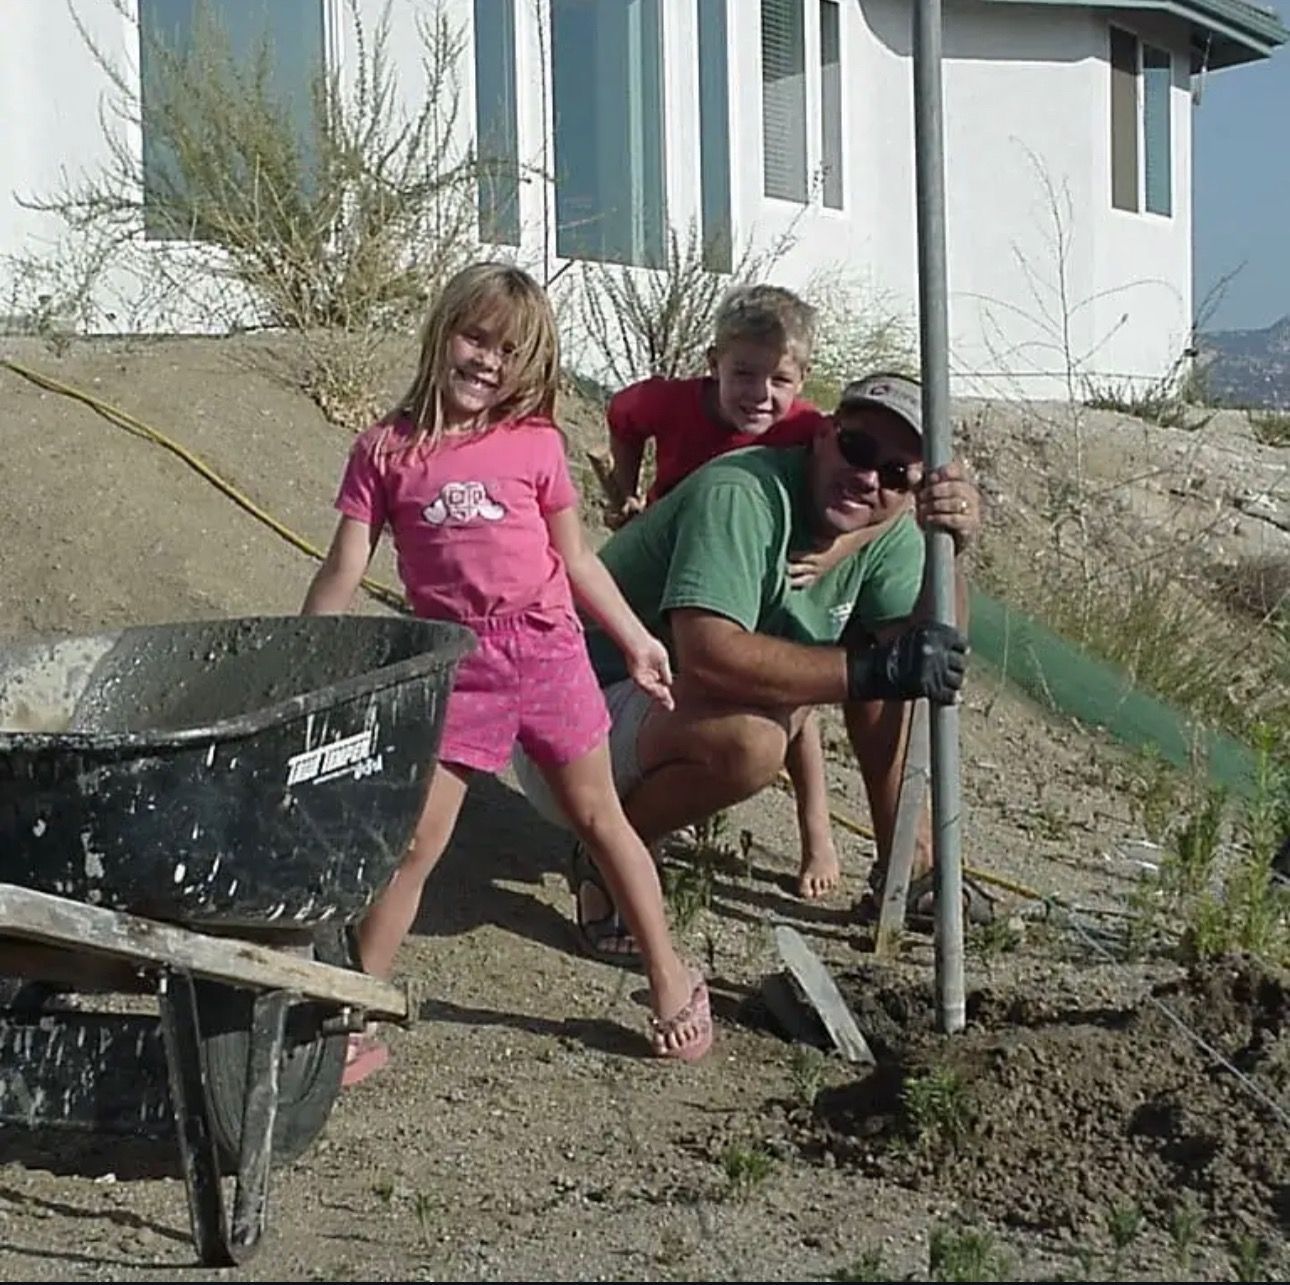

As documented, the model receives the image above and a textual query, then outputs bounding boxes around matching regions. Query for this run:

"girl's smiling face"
[441,316,517,429]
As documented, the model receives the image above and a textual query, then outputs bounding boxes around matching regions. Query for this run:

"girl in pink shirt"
[302,263,712,1075]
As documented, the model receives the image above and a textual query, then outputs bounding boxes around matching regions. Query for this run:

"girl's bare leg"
[539,743,709,1057]
[356,763,471,979]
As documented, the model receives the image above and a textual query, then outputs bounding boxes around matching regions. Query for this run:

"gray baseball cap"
[836,372,923,437]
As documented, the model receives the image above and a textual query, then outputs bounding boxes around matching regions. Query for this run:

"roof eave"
[983,0,1288,68]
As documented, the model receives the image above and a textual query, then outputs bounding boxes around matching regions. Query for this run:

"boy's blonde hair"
[388,261,560,451]
[712,284,816,367]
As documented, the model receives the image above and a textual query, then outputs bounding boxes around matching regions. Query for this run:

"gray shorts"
[511,679,652,829]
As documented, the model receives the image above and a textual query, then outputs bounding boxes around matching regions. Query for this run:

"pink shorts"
[436,615,611,774]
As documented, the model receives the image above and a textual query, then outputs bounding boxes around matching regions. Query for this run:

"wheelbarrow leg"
[157,972,288,1267]
[229,988,288,1256]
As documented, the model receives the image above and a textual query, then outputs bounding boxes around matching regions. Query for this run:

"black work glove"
[845,621,968,705]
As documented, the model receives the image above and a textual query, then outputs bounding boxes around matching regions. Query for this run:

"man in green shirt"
[515,373,981,957]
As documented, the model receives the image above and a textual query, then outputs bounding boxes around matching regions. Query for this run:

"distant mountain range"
[1197,315,1290,410]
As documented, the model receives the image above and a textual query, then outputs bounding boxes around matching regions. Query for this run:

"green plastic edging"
[967,586,1259,798]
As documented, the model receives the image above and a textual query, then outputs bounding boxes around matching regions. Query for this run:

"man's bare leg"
[786,710,842,898]
[574,682,805,939]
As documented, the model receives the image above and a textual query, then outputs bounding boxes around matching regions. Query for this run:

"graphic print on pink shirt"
[335,418,579,625]
[422,481,507,525]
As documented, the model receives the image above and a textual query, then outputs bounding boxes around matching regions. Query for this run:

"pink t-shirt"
[336,417,579,626]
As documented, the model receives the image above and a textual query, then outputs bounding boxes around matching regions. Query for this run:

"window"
[1142,46,1172,216]
[552,0,666,266]
[474,0,520,245]
[761,0,807,202]
[1109,27,1173,217]
[1109,28,1138,212]
[697,0,732,271]
[819,0,842,209]
[138,0,325,241]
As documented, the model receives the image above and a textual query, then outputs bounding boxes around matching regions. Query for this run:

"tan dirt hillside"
[0,335,1285,1284]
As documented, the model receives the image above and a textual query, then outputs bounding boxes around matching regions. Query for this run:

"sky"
[1192,48,1290,333]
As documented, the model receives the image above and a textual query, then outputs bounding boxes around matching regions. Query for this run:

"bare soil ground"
[0,336,1286,1282]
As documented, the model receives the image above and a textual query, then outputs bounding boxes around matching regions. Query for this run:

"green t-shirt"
[587,445,925,685]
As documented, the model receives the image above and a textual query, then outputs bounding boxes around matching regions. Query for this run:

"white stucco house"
[2,0,1285,398]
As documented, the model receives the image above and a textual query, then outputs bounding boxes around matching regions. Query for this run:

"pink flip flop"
[650,970,713,1064]
[341,1031,389,1087]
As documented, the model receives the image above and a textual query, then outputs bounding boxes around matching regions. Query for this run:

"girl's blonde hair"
[386,261,560,451]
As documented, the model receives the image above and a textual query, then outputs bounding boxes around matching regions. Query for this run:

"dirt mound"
[800,957,1288,1241]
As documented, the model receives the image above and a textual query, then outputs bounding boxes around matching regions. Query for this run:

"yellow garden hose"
[0,357,408,614]
[5,357,1056,909]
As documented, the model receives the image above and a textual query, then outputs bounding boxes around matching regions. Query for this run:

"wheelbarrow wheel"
[194,928,349,1172]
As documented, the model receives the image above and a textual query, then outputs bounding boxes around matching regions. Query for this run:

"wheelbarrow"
[0,615,473,1266]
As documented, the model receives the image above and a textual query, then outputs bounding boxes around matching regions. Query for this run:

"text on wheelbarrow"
[285,725,383,786]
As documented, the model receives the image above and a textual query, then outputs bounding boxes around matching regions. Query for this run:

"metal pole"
[912,0,966,1034]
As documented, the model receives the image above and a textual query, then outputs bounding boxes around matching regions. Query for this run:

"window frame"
[760,0,809,204]
[136,0,329,244]
[474,0,522,246]
[1109,25,1174,220]
[550,0,668,268]
[819,0,843,210]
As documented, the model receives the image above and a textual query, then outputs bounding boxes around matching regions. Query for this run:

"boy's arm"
[301,517,380,615]
[600,384,652,528]
[608,434,646,508]
[787,523,889,588]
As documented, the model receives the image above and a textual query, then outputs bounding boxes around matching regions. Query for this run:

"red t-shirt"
[606,376,829,503]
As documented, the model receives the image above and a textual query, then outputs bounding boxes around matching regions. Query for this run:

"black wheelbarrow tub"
[0,616,473,930]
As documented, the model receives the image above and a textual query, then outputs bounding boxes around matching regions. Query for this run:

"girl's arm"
[302,517,381,615]
[546,506,673,708]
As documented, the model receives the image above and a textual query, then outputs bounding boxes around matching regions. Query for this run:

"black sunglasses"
[835,429,918,491]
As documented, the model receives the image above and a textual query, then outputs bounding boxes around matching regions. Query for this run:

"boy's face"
[708,339,805,435]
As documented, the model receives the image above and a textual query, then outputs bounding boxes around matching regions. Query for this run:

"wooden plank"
[874,699,931,959]
[773,923,875,1064]
[0,939,145,994]
[0,883,409,1022]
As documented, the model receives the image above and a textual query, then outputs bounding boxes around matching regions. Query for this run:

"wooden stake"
[875,699,931,958]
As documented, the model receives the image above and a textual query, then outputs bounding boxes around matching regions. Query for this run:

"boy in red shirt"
[599,284,859,902]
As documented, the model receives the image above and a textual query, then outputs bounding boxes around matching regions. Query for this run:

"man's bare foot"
[797,836,842,899]
[575,880,639,959]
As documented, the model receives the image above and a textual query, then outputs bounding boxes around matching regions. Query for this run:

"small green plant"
[720,1141,775,1201]
[789,1044,828,1110]
[1167,1195,1204,1272]
[413,1190,438,1248]
[1105,1201,1142,1276]
[1248,408,1290,448]
[662,861,715,934]
[1130,739,1290,969]
[654,1225,694,1267]
[969,915,1025,956]
[693,809,737,860]
[1083,366,1212,431]
[928,1225,1013,1282]
[830,1248,892,1282]
[902,1064,972,1148]
[1034,799,1073,841]
[371,1175,395,1205]
[1229,1233,1272,1282]
[1130,746,1183,844]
